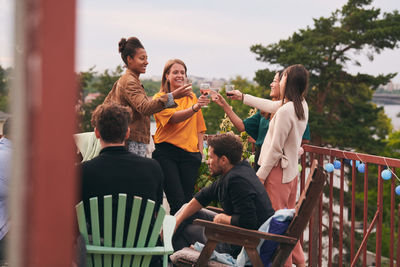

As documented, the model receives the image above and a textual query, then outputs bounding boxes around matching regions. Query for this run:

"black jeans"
[173,208,238,258]
[152,142,202,215]
[254,145,261,172]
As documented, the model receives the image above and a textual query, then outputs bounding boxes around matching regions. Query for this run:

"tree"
[78,66,124,132]
[251,0,400,155]
[0,65,12,112]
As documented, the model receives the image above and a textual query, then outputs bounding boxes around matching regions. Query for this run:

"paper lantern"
[396,185,400,196]
[381,169,392,180]
[358,163,365,173]
[324,163,334,173]
[333,160,341,169]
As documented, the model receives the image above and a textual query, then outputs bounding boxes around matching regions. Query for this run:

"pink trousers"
[264,161,305,267]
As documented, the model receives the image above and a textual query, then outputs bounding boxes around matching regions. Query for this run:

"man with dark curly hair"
[80,103,164,243]
[172,133,274,258]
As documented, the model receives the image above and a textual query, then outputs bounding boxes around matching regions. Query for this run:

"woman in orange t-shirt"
[152,59,209,215]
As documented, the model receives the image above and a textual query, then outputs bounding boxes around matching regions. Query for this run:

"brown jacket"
[104,69,168,144]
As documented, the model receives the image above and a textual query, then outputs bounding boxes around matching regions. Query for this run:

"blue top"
[0,137,11,240]
[243,110,310,146]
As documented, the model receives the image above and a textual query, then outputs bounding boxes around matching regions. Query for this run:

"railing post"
[390,167,396,267]
[328,156,334,267]
[351,160,356,262]
[376,165,383,267]
[363,163,368,267]
[397,203,400,267]
[339,159,344,267]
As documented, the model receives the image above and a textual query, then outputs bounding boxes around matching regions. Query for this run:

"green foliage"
[0,65,12,112]
[250,0,400,155]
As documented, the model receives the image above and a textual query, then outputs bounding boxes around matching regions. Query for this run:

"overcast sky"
[1,0,399,83]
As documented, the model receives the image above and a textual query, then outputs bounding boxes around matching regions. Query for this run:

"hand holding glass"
[200,83,211,107]
[210,88,220,101]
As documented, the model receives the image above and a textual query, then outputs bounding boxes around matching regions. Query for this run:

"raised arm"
[243,94,282,114]
[213,94,245,132]
[169,94,209,124]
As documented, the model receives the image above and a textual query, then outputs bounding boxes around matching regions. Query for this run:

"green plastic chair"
[76,194,176,267]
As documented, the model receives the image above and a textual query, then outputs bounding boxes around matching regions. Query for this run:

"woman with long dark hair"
[228,64,309,267]
[214,71,311,171]
[104,37,192,157]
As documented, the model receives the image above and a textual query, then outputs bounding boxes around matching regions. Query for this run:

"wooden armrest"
[206,206,223,213]
[193,219,297,245]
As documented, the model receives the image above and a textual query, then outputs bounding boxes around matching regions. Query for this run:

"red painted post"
[390,167,395,267]
[300,152,306,247]
[16,0,77,266]
[318,155,323,267]
[328,156,334,267]
[397,203,400,267]
[351,161,356,262]
[339,159,344,267]
[362,163,368,267]
[376,165,383,267]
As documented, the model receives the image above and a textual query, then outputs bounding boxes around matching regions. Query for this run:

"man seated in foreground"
[80,103,164,240]
[173,133,275,258]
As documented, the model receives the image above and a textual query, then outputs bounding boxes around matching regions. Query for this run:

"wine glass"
[225,84,235,96]
[200,83,211,107]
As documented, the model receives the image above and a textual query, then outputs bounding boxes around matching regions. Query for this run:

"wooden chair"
[75,194,176,267]
[186,159,326,267]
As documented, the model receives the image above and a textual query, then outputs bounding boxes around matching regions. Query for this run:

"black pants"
[152,142,202,215]
[253,145,261,172]
[173,208,239,258]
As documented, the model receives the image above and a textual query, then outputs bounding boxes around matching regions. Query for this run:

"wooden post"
[11,0,77,266]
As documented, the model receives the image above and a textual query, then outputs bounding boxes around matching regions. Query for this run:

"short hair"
[118,37,144,66]
[2,119,10,136]
[207,133,243,165]
[160,59,187,93]
[91,103,132,143]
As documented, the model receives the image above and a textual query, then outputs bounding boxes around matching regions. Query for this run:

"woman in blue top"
[214,72,310,171]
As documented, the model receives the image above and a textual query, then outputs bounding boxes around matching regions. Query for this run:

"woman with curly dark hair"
[104,37,192,157]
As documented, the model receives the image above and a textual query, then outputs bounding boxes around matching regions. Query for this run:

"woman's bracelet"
[241,93,244,102]
[192,104,199,112]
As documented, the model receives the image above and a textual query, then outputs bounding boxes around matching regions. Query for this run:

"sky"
[1,0,400,83]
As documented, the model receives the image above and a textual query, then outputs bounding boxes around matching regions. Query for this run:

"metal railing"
[300,145,400,267]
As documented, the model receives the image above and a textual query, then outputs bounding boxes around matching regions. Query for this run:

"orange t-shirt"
[153,92,207,152]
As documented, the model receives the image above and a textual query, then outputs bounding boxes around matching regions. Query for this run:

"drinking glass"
[200,83,211,107]
[225,84,235,96]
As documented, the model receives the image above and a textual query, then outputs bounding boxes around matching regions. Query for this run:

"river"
[382,104,400,130]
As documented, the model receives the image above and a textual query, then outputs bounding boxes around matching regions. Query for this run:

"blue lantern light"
[381,169,392,180]
[396,185,400,196]
[333,160,341,169]
[358,163,365,173]
[324,163,334,173]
